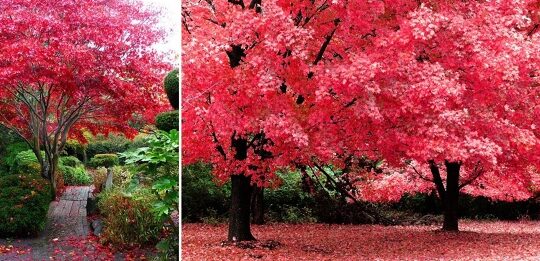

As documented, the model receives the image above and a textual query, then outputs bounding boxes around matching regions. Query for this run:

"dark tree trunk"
[251,186,264,225]
[228,174,255,242]
[429,160,461,231]
[37,150,58,200]
[443,161,460,231]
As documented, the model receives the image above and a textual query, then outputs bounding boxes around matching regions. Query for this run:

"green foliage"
[164,69,179,109]
[97,187,162,246]
[91,166,135,192]
[127,133,150,151]
[60,156,82,167]
[393,192,535,221]
[0,174,52,237]
[58,165,92,185]
[155,110,179,132]
[12,150,43,174]
[181,163,230,222]
[63,140,87,162]
[0,126,24,171]
[265,172,317,223]
[120,130,179,176]
[86,133,131,159]
[89,154,119,168]
[120,130,179,259]
[394,193,441,215]
[0,142,30,173]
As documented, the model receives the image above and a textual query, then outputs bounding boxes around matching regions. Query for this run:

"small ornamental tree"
[164,69,179,110]
[0,0,169,197]
[156,69,180,132]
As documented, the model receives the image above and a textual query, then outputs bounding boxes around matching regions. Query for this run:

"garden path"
[0,186,93,260]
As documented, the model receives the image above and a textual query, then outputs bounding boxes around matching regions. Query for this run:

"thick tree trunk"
[442,161,460,231]
[429,160,461,231]
[228,175,255,242]
[251,186,264,225]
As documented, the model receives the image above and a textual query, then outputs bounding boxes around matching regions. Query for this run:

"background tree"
[0,0,169,196]
[340,1,540,231]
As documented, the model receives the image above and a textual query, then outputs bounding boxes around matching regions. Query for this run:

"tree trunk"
[443,161,460,231]
[251,186,264,225]
[39,158,58,200]
[228,174,255,242]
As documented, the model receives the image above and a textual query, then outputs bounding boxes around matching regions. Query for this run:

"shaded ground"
[182,220,540,260]
[0,186,151,260]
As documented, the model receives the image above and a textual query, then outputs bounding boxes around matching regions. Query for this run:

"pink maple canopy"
[182,0,540,200]
[0,0,170,140]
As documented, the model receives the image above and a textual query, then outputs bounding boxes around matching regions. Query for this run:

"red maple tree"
[182,0,406,240]
[182,0,540,240]
[0,0,169,196]
[343,0,540,231]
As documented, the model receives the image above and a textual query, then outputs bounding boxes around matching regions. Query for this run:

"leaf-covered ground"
[182,221,540,260]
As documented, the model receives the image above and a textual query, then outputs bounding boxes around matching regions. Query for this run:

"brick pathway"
[0,186,91,260]
[47,186,91,238]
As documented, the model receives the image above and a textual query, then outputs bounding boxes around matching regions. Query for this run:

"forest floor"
[182,220,540,260]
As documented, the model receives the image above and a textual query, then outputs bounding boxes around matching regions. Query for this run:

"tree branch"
[428,160,446,201]
[313,20,340,65]
[459,161,484,189]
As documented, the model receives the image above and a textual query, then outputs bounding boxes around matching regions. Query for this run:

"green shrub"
[90,168,107,192]
[0,127,26,171]
[265,172,317,223]
[1,142,30,172]
[60,156,82,167]
[0,174,52,237]
[63,140,87,162]
[98,187,162,246]
[89,154,119,168]
[59,165,92,185]
[127,133,150,151]
[394,192,441,215]
[181,163,230,222]
[12,150,43,174]
[86,134,130,159]
[155,111,179,132]
[164,69,179,109]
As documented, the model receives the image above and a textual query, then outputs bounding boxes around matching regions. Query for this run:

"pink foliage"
[0,0,170,141]
[182,0,540,200]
